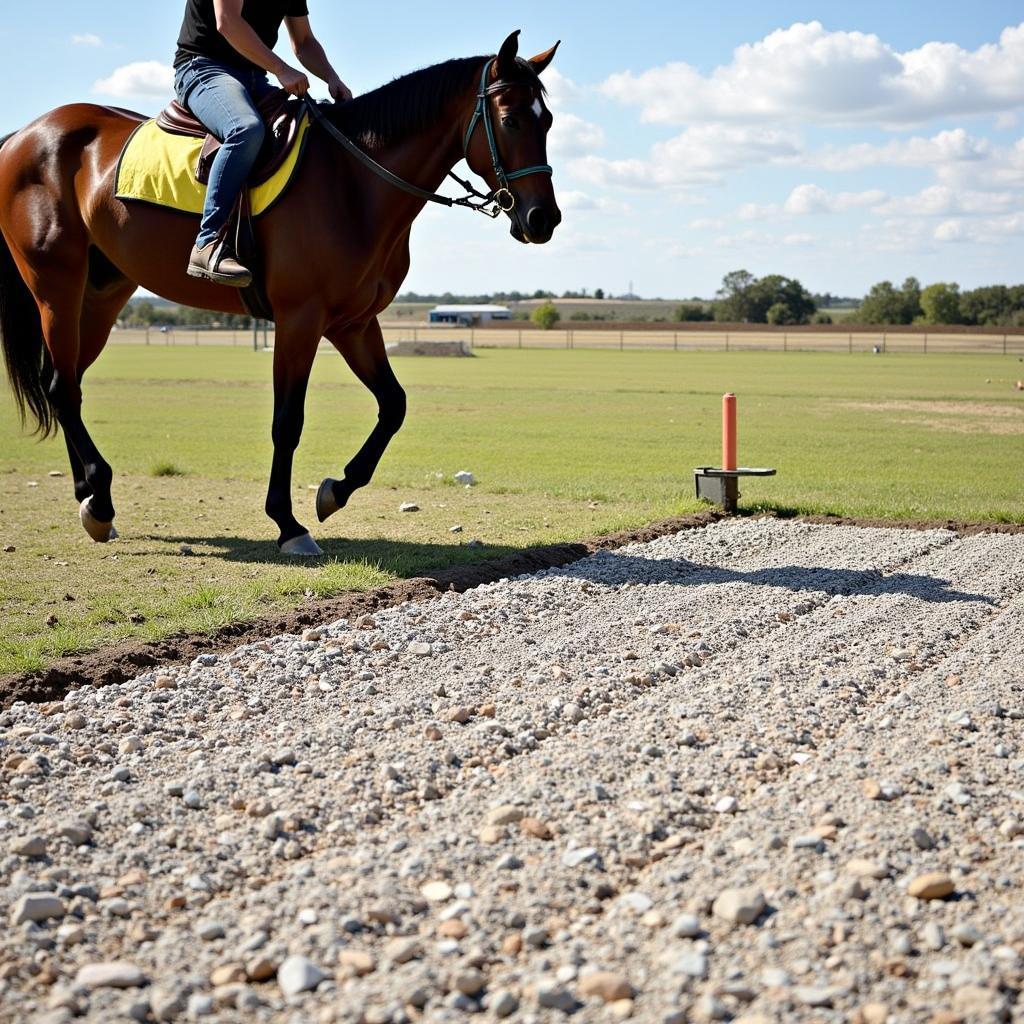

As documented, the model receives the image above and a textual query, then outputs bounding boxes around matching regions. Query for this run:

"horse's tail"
[0,132,55,437]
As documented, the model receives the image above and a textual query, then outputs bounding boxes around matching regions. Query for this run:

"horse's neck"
[334,95,470,238]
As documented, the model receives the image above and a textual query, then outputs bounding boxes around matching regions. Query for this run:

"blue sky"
[2,2,1023,299]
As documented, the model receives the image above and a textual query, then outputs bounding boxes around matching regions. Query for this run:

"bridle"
[301,57,553,220]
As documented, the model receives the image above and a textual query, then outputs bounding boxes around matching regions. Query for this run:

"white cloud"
[72,33,103,47]
[736,202,780,221]
[93,61,174,100]
[570,125,800,190]
[783,184,887,214]
[601,21,1024,127]
[542,68,581,108]
[874,184,1017,217]
[783,233,816,246]
[934,220,968,242]
[813,129,991,171]
[687,217,724,231]
[548,113,605,157]
[557,190,629,214]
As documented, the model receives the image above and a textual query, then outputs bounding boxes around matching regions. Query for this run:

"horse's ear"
[528,41,561,76]
[495,30,521,79]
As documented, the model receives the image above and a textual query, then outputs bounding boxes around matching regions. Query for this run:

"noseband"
[301,57,552,219]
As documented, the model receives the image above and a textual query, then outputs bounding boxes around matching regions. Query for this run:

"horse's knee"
[379,385,406,433]
[271,412,303,451]
[47,370,81,411]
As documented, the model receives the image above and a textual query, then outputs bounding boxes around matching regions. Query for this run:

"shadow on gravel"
[565,554,995,605]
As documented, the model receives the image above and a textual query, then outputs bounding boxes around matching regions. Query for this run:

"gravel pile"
[2,519,1022,1023]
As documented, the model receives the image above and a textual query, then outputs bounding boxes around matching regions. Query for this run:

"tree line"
[858,278,1024,327]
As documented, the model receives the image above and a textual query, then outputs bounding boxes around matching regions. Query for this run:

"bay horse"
[0,31,561,555]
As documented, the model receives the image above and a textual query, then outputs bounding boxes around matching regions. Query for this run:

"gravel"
[1,519,1023,1022]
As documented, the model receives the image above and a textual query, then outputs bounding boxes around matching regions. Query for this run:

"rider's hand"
[277,66,310,96]
[328,75,353,103]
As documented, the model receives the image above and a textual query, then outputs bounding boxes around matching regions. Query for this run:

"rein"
[301,58,553,220]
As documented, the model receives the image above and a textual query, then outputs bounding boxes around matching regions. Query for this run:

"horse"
[0,30,561,555]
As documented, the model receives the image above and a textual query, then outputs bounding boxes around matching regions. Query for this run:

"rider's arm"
[286,16,352,101]
[213,0,309,95]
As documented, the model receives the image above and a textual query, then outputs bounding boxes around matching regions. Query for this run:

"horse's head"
[466,31,562,245]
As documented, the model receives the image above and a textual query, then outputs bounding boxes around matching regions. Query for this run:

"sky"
[2,1,1023,300]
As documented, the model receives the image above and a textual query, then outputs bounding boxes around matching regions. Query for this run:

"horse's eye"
[501,116,520,131]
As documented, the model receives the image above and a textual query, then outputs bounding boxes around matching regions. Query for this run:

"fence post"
[848,332,852,354]
[413,328,418,342]
[783,332,788,352]
[195,329,199,346]
[882,332,887,353]
[518,329,522,349]
[673,332,678,352]
[145,326,150,346]
[1004,334,1008,355]
[619,330,624,351]
[923,333,928,353]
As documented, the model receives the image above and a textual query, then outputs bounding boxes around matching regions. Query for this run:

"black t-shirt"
[174,0,309,72]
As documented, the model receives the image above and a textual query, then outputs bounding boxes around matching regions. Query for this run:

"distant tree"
[712,270,814,324]
[749,275,816,324]
[532,301,561,330]
[959,285,1012,326]
[920,282,962,325]
[133,300,155,325]
[858,278,921,324]
[594,288,605,300]
[674,303,712,322]
[714,269,757,322]
[812,312,834,325]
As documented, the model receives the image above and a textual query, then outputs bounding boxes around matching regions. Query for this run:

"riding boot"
[187,239,253,288]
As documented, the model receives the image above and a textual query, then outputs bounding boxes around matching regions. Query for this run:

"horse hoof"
[79,499,117,543]
[316,478,340,523]
[280,532,324,557]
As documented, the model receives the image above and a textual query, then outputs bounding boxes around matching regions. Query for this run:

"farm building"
[428,304,512,325]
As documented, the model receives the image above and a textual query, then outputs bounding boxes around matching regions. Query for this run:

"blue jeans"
[174,57,276,249]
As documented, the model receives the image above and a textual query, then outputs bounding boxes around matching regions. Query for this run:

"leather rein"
[301,58,553,219]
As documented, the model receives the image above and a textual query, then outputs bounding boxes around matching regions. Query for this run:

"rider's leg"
[174,58,265,285]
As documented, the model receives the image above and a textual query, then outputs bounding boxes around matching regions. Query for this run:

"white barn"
[428,304,512,325]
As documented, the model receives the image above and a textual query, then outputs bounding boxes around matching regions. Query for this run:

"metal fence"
[109,325,1024,355]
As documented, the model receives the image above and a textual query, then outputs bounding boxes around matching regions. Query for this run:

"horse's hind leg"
[27,255,118,541]
[61,275,137,516]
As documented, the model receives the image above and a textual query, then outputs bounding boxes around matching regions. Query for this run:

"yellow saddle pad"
[115,116,311,217]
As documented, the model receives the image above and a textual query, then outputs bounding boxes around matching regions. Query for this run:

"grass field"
[2,345,1022,675]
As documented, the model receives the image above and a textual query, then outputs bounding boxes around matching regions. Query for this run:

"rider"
[173,0,352,286]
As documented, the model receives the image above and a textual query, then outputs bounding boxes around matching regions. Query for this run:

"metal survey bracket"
[694,467,777,514]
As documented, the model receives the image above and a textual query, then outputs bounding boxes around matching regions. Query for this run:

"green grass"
[150,460,186,477]
[1,345,1022,675]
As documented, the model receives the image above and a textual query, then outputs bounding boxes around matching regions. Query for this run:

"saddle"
[147,89,305,322]
[156,89,303,188]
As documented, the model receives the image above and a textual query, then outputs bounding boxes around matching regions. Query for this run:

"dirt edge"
[3,510,1021,708]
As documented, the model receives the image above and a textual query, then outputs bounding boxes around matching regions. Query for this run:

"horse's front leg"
[266,313,323,555]
[316,320,406,522]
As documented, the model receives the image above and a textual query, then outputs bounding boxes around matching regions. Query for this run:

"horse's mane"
[324,55,544,152]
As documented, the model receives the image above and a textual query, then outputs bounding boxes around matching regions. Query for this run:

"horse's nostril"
[526,206,550,239]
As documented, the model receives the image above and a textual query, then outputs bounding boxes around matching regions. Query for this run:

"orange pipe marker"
[722,393,737,471]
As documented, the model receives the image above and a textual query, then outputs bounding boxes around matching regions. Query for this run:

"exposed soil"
[3,509,1022,708]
